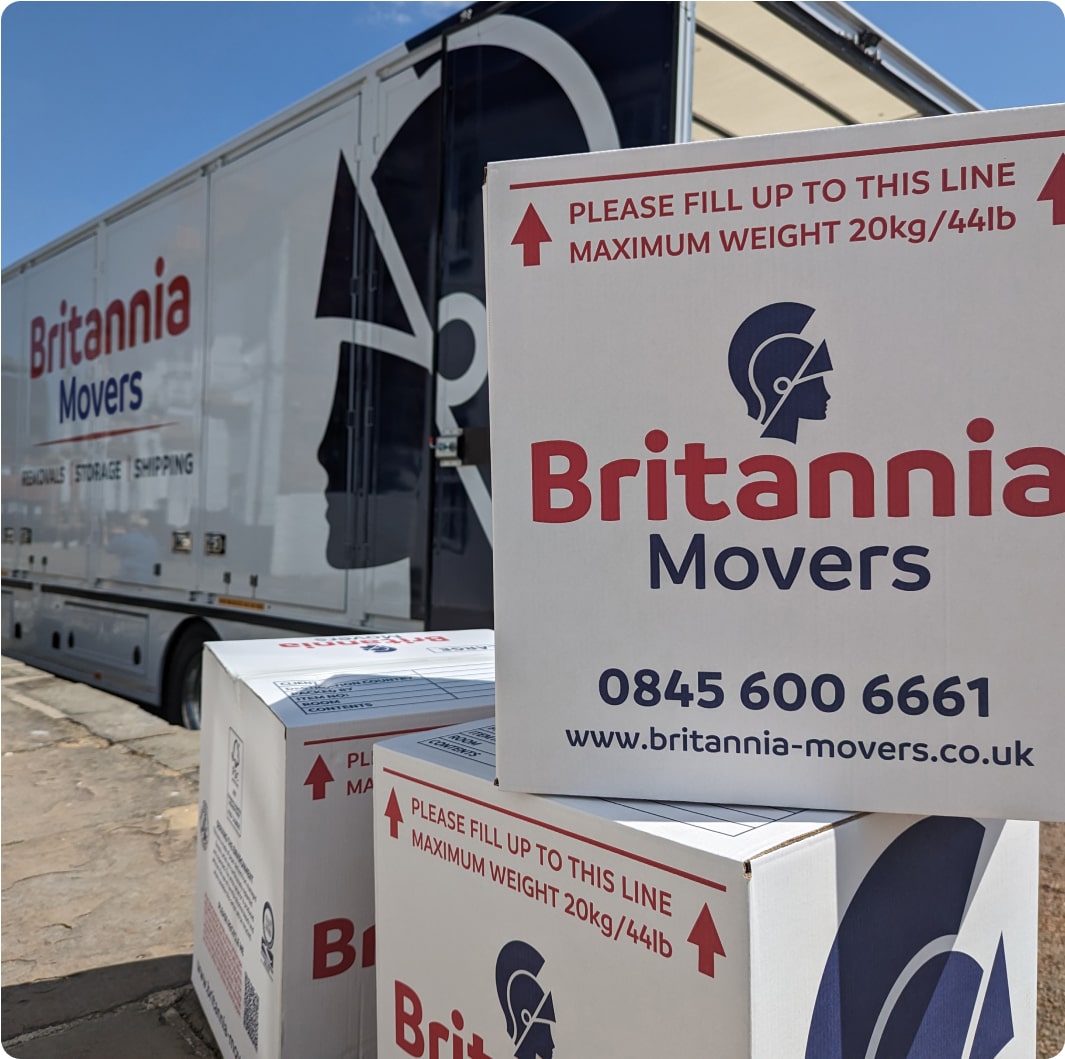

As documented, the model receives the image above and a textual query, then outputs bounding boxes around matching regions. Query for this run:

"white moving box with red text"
[193,631,495,1059]
[484,104,1065,819]
[374,721,1037,1058]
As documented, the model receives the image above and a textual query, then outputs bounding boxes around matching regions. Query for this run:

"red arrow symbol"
[512,204,552,266]
[303,755,334,801]
[688,903,726,978]
[1037,153,1065,225]
[384,788,404,839]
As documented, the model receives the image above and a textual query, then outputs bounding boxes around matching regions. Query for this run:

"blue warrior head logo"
[728,301,832,443]
[495,940,556,1059]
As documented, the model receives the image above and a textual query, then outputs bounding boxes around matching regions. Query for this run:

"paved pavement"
[1,656,220,1058]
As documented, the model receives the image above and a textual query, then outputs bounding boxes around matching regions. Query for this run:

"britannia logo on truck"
[806,817,1015,1058]
[29,256,190,429]
[728,301,832,443]
[495,940,557,1058]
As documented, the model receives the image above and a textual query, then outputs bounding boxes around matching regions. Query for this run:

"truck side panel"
[2,272,28,577]
[21,236,98,586]
[202,99,363,616]
[342,55,444,626]
[96,180,207,592]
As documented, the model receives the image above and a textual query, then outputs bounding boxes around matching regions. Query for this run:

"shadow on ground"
[1,954,219,1058]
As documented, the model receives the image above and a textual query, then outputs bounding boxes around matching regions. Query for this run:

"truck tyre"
[164,621,215,730]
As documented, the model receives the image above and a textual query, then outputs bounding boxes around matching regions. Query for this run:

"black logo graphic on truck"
[310,7,677,630]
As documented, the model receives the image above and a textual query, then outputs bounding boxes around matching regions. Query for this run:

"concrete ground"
[1,657,220,1058]
[1,656,1063,1057]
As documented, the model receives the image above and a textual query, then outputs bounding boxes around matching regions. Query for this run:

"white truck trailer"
[1,2,977,726]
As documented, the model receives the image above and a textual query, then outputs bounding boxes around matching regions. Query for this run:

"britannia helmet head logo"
[728,301,832,443]
[496,940,556,1059]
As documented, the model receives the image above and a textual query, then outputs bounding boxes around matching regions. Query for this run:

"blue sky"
[2,1,1063,268]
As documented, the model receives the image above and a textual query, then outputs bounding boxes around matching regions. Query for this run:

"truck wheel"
[164,622,215,730]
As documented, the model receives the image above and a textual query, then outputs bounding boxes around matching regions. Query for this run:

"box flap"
[204,630,493,680]
[243,652,495,730]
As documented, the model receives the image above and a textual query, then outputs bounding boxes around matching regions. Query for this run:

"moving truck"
[1,2,977,726]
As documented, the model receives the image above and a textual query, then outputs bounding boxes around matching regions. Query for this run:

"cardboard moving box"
[374,721,1037,1058]
[484,104,1065,819]
[193,631,495,1059]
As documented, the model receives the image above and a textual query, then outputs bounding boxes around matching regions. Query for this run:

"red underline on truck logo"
[305,725,439,747]
[35,421,179,447]
[382,765,728,893]
[508,128,1065,190]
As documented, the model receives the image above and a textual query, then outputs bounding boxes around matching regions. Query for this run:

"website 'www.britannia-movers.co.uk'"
[564,726,1035,768]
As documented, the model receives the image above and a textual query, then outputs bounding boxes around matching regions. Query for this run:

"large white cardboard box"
[374,721,1037,1058]
[484,104,1065,819]
[193,631,495,1059]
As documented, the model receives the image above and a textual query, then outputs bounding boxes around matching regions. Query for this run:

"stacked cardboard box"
[372,722,1036,1057]
[193,631,495,1059]
[481,104,1064,820]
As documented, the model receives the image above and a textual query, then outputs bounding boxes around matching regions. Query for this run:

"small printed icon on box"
[261,901,275,978]
[226,728,244,834]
